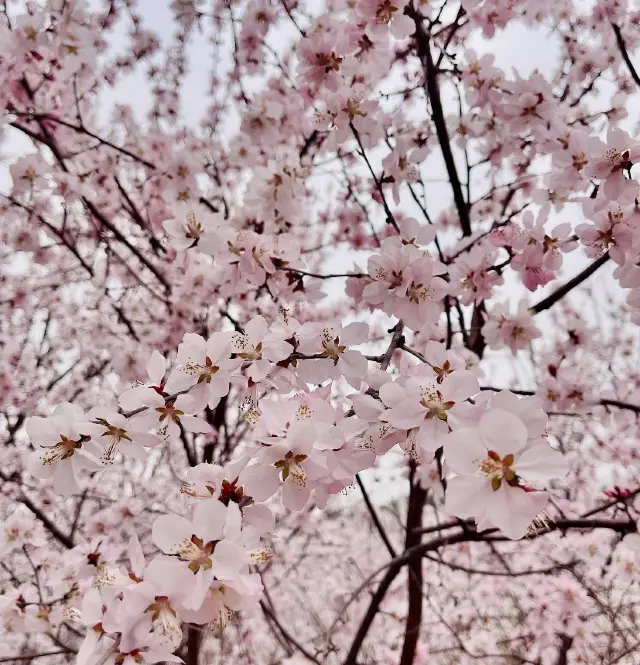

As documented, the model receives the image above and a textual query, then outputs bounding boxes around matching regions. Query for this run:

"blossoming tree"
[2,0,640,664]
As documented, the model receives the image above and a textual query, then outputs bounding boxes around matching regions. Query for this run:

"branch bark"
[356,474,397,558]
[530,253,610,314]
[612,24,640,88]
[408,5,472,237]
[399,466,427,665]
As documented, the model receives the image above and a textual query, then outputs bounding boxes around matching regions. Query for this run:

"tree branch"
[530,253,610,314]
[612,24,640,88]
[408,5,472,236]
[356,474,397,558]
[399,466,427,665]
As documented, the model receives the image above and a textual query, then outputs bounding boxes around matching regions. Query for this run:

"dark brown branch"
[203,394,228,464]
[0,651,73,662]
[342,563,403,665]
[530,253,610,314]
[555,635,574,665]
[260,601,321,665]
[423,555,576,577]
[16,491,74,549]
[414,517,637,538]
[14,112,157,169]
[407,5,472,236]
[83,198,171,293]
[343,513,637,665]
[11,89,171,295]
[350,122,400,232]
[399,466,427,665]
[355,474,397,558]
[381,321,405,370]
[480,385,640,414]
[285,267,365,279]
[612,24,640,88]
[184,625,200,665]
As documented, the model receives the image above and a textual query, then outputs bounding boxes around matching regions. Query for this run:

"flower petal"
[478,409,528,455]
[152,514,193,553]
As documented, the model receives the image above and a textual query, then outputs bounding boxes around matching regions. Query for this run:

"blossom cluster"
[1,0,640,664]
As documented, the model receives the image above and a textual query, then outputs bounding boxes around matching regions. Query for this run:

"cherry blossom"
[443,408,568,539]
[381,366,479,460]
[296,321,369,385]
[164,333,240,409]
[81,408,161,465]
[587,128,640,206]
[25,403,103,496]
[3,1,640,664]
[151,501,251,612]
[482,300,542,354]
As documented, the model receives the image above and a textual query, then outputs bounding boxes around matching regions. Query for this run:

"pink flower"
[449,243,504,305]
[587,128,640,206]
[240,421,326,510]
[391,255,449,330]
[482,301,541,354]
[416,459,445,500]
[396,217,436,247]
[297,321,369,385]
[152,500,248,611]
[81,408,161,465]
[362,240,448,331]
[164,332,241,409]
[443,409,568,539]
[120,352,211,441]
[576,203,633,265]
[162,204,223,252]
[26,403,103,496]
[313,85,381,151]
[381,366,479,460]
[356,0,414,41]
[10,154,50,196]
[551,130,595,191]
[508,209,576,292]
[231,315,293,382]
[362,240,419,309]
[382,138,421,204]
[75,588,111,665]
[298,29,349,93]
[120,557,192,651]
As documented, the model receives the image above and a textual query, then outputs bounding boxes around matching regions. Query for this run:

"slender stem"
[356,474,397,558]
[350,122,400,232]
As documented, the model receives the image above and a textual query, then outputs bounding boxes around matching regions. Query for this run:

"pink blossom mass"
[2,1,640,665]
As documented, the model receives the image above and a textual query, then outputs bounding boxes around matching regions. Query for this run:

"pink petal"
[25,417,57,446]
[193,499,228,542]
[384,401,425,429]
[515,444,568,484]
[390,13,414,38]
[239,465,281,502]
[487,485,549,540]
[444,474,489,519]
[338,350,368,378]
[152,514,193,553]
[212,540,248,579]
[478,409,528,455]
[443,428,485,474]
[245,315,269,343]
[146,350,167,386]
